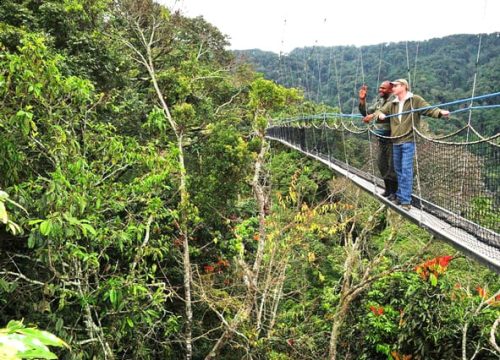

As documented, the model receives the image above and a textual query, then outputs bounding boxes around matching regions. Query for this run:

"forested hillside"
[0,1,498,359]
[235,33,500,135]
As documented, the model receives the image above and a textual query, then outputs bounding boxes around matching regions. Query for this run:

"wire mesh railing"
[266,121,499,252]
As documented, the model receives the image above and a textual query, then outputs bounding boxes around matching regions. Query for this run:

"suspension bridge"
[266,92,500,273]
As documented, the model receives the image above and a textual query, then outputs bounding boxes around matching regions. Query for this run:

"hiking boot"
[390,196,400,205]
[381,189,392,197]
[381,180,391,197]
[401,204,411,211]
[382,180,398,197]
[387,194,397,201]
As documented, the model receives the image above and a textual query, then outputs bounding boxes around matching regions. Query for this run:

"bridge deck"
[267,135,500,273]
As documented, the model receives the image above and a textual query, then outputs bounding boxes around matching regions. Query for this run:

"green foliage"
[349,265,500,360]
[0,190,23,235]
[249,77,302,131]
[0,1,257,358]
[470,196,500,231]
[0,320,69,359]
[0,2,498,359]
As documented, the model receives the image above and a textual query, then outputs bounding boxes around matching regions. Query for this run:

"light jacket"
[374,92,443,143]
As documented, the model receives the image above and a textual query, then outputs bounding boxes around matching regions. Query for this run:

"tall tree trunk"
[120,17,193,358]
[328,228,357,360]
[206,130,270,358]
[328,206,398,359]
[178,133,193,359]
[329,299,351,360]
[252,136,269,279]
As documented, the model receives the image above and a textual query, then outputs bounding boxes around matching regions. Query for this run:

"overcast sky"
[158,0,499,53]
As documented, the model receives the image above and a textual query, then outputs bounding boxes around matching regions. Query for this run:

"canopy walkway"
[266,95,500,272]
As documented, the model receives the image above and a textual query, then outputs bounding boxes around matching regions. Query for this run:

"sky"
[158,0,499,53]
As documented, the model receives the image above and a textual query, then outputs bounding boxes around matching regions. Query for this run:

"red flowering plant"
[475,286,500,306]
[364,302,399,357]
[369,305,384,317]
[415,255,454,286]
[203,258,230,274]
[476,286,487,299]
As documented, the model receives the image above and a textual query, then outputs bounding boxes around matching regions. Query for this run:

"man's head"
[390,79,410,94]
[378,81,393,98]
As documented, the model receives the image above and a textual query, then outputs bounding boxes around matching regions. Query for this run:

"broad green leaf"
[18,348,58,359]
[39,220,52,236]
[28,219,44,225]
[7,221,22,235]
[27,234,36,249]
[429,273,438,287]
[126,317,134,328]
[0,191,8,201]
[109,289,117,306]
[80,223,97,236]
[0,202,8,224]
[6,320,25,332]
[0,344,18,360]
[18,328,69,348]
[55,319,63,333]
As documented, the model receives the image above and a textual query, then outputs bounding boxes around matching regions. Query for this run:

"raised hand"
[359,84,368,101]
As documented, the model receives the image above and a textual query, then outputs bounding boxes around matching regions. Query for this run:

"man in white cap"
[366,79,450,210]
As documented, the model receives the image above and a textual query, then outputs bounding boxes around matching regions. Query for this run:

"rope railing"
[273,91,500,125]
[266,121,500,257]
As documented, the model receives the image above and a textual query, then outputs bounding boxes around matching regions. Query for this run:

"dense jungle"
[0,1,498,359]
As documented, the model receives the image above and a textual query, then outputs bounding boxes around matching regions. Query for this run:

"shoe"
[387,194,397,201]
[382,180,398,197]
[390,197,400,205]
[381,180,391,197]
[381,190,392,197]
[401,204,411,211]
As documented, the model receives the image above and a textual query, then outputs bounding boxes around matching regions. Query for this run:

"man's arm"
[358,85,368,116]
[365,101,391,122]
[415,95,450,118]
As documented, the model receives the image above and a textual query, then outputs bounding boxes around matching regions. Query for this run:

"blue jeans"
[393,142,415,205]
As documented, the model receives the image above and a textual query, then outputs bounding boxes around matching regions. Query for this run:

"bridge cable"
[278,18,288,89]
[359,46,378,194]
[460,32,483,197]
[411,42,420,90]
[405,41,426,224]
[329,47,351,170]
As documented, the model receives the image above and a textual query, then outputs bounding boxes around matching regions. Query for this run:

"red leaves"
[204,258,230,274]
[476,286,487,299]
[369,305,384,316]
[438,255,453,267]
[475,286,500,305]
[391,351,413,360]
[216,258,230,268]
[415,255,454,284]
[203,264,215,273]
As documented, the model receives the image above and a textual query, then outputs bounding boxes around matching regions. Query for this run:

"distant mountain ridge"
[234,33,500,135]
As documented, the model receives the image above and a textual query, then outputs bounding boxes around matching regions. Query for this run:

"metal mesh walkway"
[266,126,500,273]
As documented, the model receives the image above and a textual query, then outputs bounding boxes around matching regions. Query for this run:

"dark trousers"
[378,138,397,182]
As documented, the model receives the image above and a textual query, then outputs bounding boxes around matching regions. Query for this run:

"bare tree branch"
[490,316,500,354]
[0,271,45,286]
